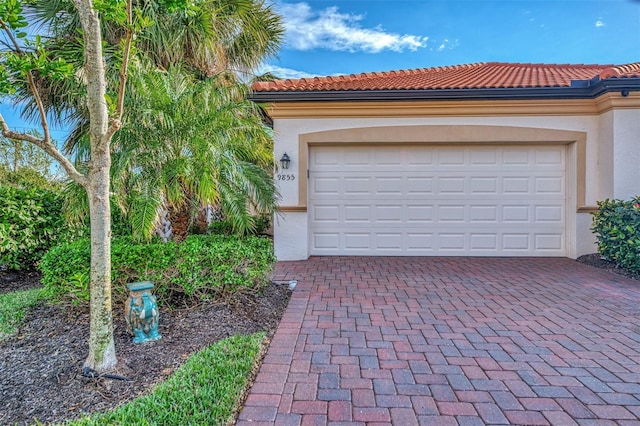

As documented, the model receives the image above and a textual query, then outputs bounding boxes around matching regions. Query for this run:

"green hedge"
[0,186,68,270]
[39,234,275,304]
[592,196,640,274]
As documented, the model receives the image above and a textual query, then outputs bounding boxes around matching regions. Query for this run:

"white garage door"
[309,144,566,256]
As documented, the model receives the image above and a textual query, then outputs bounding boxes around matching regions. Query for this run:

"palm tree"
[109,64,278,240]
[19,0,283,239]
[136,0,283,77]
[18,0,283,125]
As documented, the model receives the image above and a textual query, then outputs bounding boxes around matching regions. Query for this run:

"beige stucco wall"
[611,108,640,199]
[269,95,640,261]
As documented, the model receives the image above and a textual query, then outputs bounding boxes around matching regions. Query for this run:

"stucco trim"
[577,206,599,213]
[278,206,307,212]
[595,92,640,114]
[291,125,587,214]
[262,92,639,119]
[265,99,599,118]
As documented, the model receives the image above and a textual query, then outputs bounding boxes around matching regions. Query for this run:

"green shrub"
[39,234,275,304]
[207,214,272,236]
[0,186,71,270]
[0,165,61,190]
[592,196,640,273]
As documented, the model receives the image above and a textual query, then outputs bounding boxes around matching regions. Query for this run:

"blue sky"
[2,0,639,134]
[262,0,640,78]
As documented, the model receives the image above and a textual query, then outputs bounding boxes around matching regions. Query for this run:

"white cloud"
[277,2,428,53]
[595,18,606,27]
[436,38,459,52]
[257,64,319,79]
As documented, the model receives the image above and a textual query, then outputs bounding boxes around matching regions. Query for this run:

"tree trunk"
[168,201,191,242]
[85,162,116,371]
[12,140,19,172]
[74,0,117,372]
[193,205,209,234]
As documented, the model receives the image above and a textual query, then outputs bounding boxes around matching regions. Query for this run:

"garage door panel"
[535,177,564,194]
[503,234,531,250]
[313,233,340,249]
[503,205,530,222]
[311,150,340,166]
[535,149,564,166]
[439,233,466,250]
[313,177,340,195]
[438,149,466,165]
[535,234,564,250]
[407,205,434,222]
[503,149,531,165]
[408,151,434,165]
[376,177,404,194]
[314,202,563,225]
[534,205,564,222]
[470,177,498,194]
[503,177,530,194]
[407,233,435,250]
[344,205,371,222]
[313,205,340,222]
[469,150,498,165]
[407,177,434,194]
[375,150,402,166]
[344,177,371,194]
[376,205,404,222]
[438,177,466,194]
[343,149,371,165]
[439,205,466,222]
[309,145,566,256]
[469,205,498,222]
[344,233,372,249]
[470,234,498,250]
[376,233,403,250]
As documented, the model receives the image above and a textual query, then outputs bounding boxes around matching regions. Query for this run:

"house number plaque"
[277,174,296,181]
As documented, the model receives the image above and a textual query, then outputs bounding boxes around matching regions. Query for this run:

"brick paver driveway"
[237,257,640,425]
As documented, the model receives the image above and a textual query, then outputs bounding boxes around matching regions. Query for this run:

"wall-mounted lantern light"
[280,152,291,170]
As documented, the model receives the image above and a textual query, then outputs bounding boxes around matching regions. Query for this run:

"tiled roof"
[253,62,640,93]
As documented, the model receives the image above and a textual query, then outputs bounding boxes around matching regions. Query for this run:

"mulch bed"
[576,253,640,281]
[0,270,291,426]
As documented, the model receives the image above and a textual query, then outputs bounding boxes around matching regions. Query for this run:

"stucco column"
[612,108,640,199]
[273,122,310,260]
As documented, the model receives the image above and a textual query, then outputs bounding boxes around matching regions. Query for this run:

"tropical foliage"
[25,0,283,241]
[1,0,283,372]
[0,0,185,373]
[40,234,275,304]
[66,65,278,241]
[0,185,70,270]
[0,133,60,178]
[592,197,640,274]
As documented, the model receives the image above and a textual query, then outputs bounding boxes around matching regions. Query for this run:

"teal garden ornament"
[125,281,161,344]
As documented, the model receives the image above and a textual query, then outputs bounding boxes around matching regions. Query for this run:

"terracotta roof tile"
[252,62,640,93]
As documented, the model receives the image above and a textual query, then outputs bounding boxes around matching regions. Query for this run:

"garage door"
[309,144,566,256]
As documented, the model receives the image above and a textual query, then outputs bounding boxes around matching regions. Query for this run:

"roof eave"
[250,78,640,103]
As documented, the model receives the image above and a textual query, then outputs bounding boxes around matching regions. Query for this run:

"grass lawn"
[68,332,266,425]
[0,287,44,339]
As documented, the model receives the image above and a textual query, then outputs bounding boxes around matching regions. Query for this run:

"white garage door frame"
[286,125,588,258]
